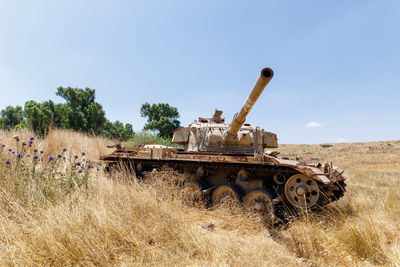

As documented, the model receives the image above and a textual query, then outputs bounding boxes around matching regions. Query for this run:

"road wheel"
[183,180,207,205]
[244,189,275,223]
[105,161,119,173]
[284,174,320,208]
[211,184,241,206]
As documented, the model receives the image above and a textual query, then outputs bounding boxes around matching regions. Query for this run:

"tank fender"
[324,162,349,181]
[263,155,331,184]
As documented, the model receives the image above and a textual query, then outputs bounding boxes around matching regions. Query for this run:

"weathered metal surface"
[171,128,189,145]
[263,155,332,184]
[101,147,345,185]
[101,66,347,217]
[171,68,276,154]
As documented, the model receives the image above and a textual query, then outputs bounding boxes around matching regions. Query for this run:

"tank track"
[105,157,347,221]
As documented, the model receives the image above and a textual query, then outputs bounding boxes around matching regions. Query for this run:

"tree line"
[0,87,181,140]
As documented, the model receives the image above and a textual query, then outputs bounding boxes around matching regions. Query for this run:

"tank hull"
[101,145,347,216]
[100,67,348,221]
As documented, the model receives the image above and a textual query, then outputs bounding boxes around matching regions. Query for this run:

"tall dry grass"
[278,141,400,266]
[0,129,399,266]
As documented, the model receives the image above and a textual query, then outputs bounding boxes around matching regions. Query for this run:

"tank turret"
[172,67,278,153]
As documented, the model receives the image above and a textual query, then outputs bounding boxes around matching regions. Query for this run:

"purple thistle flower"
[76,162,81,166]
[78,169,83,173]
[30,137,34,141]
[7,149,12,152]
[87,164,93,168]
[40,150,44,154]
[16,138,20,142]
[1,144,5,147]
[57,154,62,158]
[12,151,15,154]
[28,140,33,145]
[62,148,67,152]
[81,152,86,156]
[17,153,22,158]
[5,159,11,165]
[33,155,39,160]
[48,156,54,161]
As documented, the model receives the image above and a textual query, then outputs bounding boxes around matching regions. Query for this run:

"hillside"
[0,129,399,266]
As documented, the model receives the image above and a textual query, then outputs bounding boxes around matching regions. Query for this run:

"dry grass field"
[0,129,399,266]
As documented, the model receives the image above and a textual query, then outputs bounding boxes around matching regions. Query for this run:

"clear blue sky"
[1,0,399,144]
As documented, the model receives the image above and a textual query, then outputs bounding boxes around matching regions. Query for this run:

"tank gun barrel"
[227,67,274,136]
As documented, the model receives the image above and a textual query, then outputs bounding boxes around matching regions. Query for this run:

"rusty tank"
[100,67,347,221]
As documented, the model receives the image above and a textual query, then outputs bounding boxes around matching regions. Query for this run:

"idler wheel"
[284,174,320,208]
[211,184,241,206]
[244,189,275,223]
[183,180,207,205]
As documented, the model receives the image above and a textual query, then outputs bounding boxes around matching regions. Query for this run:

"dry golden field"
[0,129,399,266]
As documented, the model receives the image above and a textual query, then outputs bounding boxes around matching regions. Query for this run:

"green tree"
[53,103,67,128]
[24,100,59,135]
[56,87,106,135]
[0,105,25,130]
[140,103,180,137]
[0,87,134,140]
[102,120,134,141]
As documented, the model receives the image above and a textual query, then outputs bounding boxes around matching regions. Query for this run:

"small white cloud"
[306,121,324,128]
[335,138,348,143]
